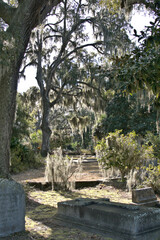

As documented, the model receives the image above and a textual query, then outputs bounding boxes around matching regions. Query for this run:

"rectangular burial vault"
[56,198,160,240]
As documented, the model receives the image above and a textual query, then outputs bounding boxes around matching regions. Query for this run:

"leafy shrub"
[10,139,42,173]
[30,130,42,152]
[145,131,160,160]
[144,163,160,193]
[95,130,153,181]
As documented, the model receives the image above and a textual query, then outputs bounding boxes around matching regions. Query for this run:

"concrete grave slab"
[0,179,25,237]
[56,198,160,240]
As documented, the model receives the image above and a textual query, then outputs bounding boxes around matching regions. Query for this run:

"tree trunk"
[0,72,17,178]
[41,99,52,157]
[0,0,61,178]
[120,170,126,182]
[35,30,52,157]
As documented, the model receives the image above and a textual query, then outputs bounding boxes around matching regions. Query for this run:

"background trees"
[109,1,160,133]
[22,0,132,157]
[93,90,157,140]
[1,0,159,178]
[10,92,42,173]
[93,0,160,189]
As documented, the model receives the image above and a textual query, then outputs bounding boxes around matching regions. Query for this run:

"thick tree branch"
[50,81,66,107]
[37,0,62,28]
[61,41,103,62]
[44,34,62,41]
[49,41,103,83]
[19,60,37,75]
[46,16,96,91]
[0,0,16,25]
[49,18,95,70]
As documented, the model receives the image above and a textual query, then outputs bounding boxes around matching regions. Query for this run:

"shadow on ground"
[26,190,114,240]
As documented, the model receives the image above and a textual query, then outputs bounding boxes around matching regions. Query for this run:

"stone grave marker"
[56,198,160,240]
[0,179,25,237]
[132,187,159,206]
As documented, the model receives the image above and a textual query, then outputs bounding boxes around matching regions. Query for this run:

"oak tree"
[0,0,61,178]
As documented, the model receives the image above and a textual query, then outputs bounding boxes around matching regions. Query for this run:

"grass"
[1,183,133,240]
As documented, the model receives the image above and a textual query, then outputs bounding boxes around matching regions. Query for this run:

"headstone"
[0,179,25,237]
[132,187,159,206]
[56,198,160,240]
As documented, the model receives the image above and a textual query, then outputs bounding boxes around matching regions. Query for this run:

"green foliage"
[100,0,121,14]
[95,130,153,181]
[93,114,107,140]
[93,93,157,140]
[144,163,160,193]
[30,130,42,144]
[50,134,72,150]
[110,13,160,108]
[10,93,43,173]
[30,130,42,151]
[10,141,42,173]
[12,94,31,140]
[70,141,81,152]
[145,131,160,160]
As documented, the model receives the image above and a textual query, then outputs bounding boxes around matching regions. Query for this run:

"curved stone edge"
[0,179,25,237]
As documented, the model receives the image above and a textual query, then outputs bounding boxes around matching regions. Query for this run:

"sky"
[18,66,38,93]
[17,9,155,93]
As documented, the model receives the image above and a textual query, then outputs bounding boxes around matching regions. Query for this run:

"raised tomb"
[56,198,160,240]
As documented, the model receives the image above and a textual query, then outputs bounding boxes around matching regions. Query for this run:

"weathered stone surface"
[132,187,158,206]
[56,198,160,240]
[0,179,25,237]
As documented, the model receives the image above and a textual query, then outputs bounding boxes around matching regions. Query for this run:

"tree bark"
[0,72,17,178]
[41,100,52,157]
[0,0,61,178]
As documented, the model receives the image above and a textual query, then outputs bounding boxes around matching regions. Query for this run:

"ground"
[1,164,160,240]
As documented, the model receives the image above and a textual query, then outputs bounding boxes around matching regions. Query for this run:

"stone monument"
[132,187,159,206]
[56,198,160,240]
[0,179,25,237]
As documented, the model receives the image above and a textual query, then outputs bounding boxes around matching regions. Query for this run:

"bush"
[10,140,42,173]
[95,130,153,181]
[144,163,160,193]
[145,131,160,160]
[45,147,83,190]
[30,130,42,152]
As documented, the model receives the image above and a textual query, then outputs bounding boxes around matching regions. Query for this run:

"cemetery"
[6,158,159,240]
[0,0,160,239]
[56,198,160,240]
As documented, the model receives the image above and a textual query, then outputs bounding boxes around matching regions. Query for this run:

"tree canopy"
[21,0,132,156]
[0,0,159,178]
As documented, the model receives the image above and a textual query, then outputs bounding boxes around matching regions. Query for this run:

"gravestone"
[56,198,160,240]
[132,187,159,206]
[0,179,25,237]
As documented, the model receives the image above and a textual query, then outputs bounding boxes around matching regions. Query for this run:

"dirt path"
[12,167,46,183]
[12,160,104,183]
